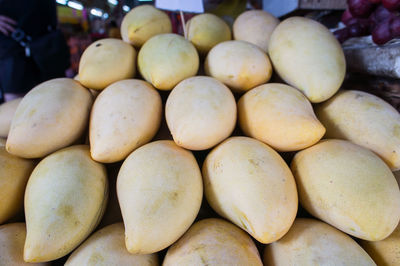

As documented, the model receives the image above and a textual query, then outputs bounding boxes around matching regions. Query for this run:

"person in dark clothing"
[0,0,70,102]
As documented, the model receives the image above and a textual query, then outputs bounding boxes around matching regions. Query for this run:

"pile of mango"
[0,5,399,265]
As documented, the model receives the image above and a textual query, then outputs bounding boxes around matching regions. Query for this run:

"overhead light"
[123,5,130,12]
[67,1,83,10]
[56,0,67,5]
[90,8,103,17]
[108,0,118,5]
[103,13,109,19]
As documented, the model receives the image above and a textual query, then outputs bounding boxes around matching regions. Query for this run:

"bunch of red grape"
[334,0,400,45]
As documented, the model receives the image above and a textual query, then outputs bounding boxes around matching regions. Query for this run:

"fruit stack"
[0,4,399,266]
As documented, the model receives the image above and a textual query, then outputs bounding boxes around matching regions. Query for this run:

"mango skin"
[117,140,202,254]
[0,147,35,224]
[0,98,22,138]
[316,90,400,171]
[291,139,400,241]
[205,40,272,93]
[121,5,172,48]
[163,218,262,266]
[360,222,400,266]
[65,223,158,266]
[238,83,325,151]
[24,145,108,262]
[166,76,236,150]
[138,33,199,91]
[79,38,136,90]
[0,223,49,266]
[6,78,93,159]
[186,13,231,55]
[90,79,162,163]
[268,17,346,103]
[264,218,376,266]
[203,136,298,244]
[233,10,279,52]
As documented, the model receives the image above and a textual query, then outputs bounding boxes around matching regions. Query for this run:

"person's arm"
[0,15,16,36]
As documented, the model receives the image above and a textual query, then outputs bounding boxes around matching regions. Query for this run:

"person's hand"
[0,15,16,36]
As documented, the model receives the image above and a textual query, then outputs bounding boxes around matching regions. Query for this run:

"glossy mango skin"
[264,218,376,266]
[203,136,298,244]
[316,90,400,171]
[291,139,400,241]
[24,145,108,262]
[163,218,263,266]
[269,17,345,103]
[238,83,325,152]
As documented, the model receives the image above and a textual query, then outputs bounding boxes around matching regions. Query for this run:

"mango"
[24,145,108,262]
[268,17,346,103]
[121,5,172,48]
[205,40,272,92]
[360,222,400,266]
[203,136,298,243]
[163,218,262,266]
[186,13,231,55]
[138,33,199,90]
[233,10,279,52]
[6,78,93,159]
[90,79,162,163]
[166,76,236,150]
[238,83,325,151]
[264,218,375,266]
[0,147,35,224]
[316,90,400,170]
[117,140,202,254]
[65,223,158,266]
[291,139,400,241]
[0,98,22,138]
[0,223,49,266]
[79,38,136,90]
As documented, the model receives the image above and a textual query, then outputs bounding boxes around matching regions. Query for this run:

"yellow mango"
[0,147,35,224]
[186,13,231,55]
[65,223,158,266]
[316,90,400,170]
[79,38,136,90]
[203,136,298,244]
[121,5,172,48]
[0,223,49,266]
[233,10,279,52]
[238,83,325,151]
[24,145,108,262]
[269,17,346,103]
[291,139,400,241]
[163,218,262,266]
[166,76,236,150]
[360,222,400,266]
[205,40,272,93]
[264,218,375,266]
[6,78,93,159]
[90,79,162,163]
[0,98,22,138]
[138,33,199,90]
[117,140,202,254]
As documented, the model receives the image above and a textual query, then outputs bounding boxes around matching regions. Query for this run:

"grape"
[348,20,370,36]
[372,18,393,44]
[342,9,354,25]
[369,0,382,3]
[390,16,400,36]
[334,28,351,43]
[382,0,400,10]
[369,5,395,30]
[348,0,376,18]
